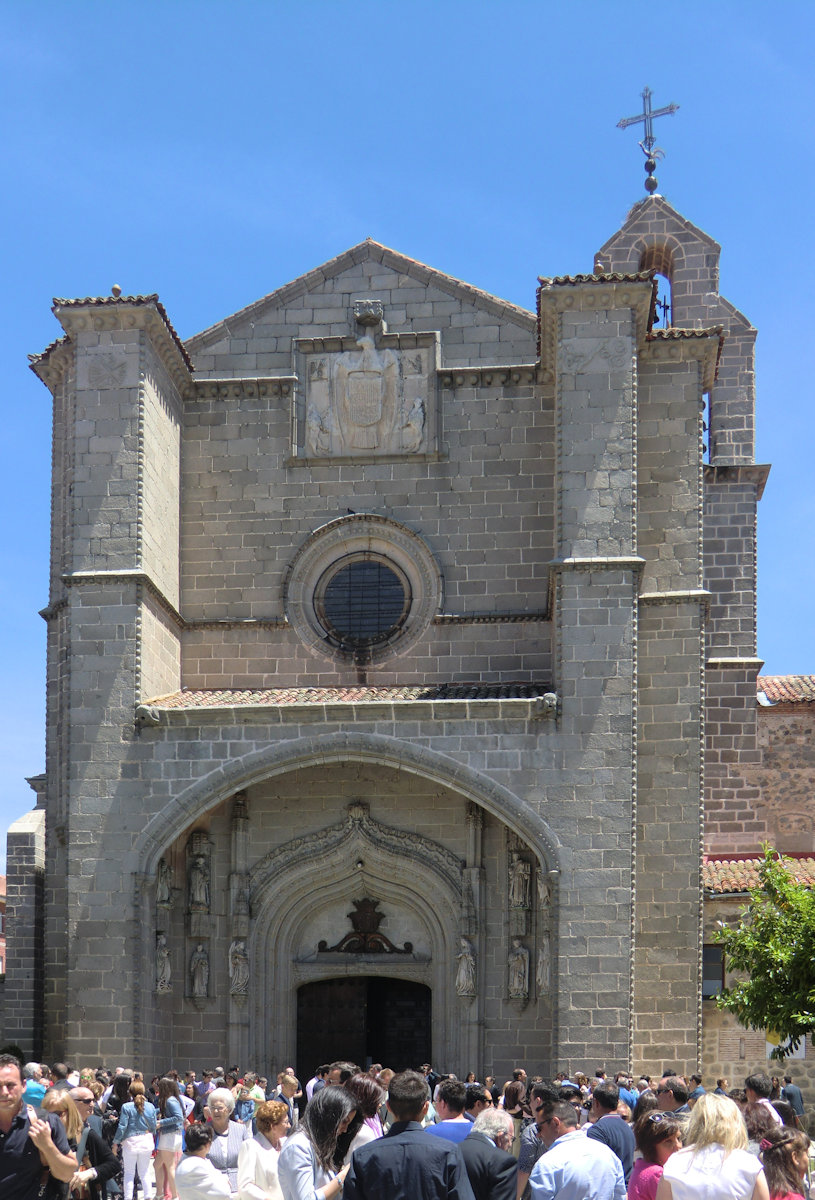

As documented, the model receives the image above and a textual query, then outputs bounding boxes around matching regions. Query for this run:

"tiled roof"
[28,335,69,365]
[537,271,654,286]
[646,327,724,340]
[52,294,192,370]
[757,675,815,703]
[704,855,815,894]
[147,683,551,709]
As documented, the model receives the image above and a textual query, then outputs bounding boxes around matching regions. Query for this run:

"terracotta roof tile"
[646,326,724,340]
[704,855,815,894]
[147,683,551,709]
[537,270,654,287]
[757,675,815,703]
[52,294,192,370]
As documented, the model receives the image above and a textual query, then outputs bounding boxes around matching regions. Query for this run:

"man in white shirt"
[528,1099,624,1200]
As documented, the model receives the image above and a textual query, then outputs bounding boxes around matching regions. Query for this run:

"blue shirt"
[426,1120,471,1144]
[529,1129,625,1200]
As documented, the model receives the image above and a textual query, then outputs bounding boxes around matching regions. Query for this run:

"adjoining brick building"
[4,194,801,1086]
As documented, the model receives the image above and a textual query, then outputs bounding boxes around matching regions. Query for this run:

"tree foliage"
[715,845,815,1060]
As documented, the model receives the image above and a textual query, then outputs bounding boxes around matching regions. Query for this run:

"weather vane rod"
[617,86,679,194]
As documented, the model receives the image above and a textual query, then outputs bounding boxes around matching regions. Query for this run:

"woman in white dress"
[237,1100,290,1200]
[656,1093,770,1200]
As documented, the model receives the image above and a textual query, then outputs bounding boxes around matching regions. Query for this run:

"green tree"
[715,845,815,1059]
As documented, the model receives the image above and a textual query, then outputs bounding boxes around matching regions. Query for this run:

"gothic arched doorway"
[296,977,431,1079]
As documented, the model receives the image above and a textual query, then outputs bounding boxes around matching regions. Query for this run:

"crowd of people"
[0,1053,810,1200]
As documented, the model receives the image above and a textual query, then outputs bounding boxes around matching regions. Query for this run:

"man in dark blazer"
[782,1075,805,1117]
[459,1109,518,1200]
[345,1070,474,1200]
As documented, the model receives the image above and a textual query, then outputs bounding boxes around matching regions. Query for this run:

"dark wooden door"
[296,977,431,1081]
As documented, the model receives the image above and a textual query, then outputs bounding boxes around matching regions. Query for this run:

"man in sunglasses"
[516,1084,558,1199]
[528,1099,624,1200]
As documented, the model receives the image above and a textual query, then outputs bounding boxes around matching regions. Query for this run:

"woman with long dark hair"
[759,1126,811,1200]
[278,1086,356,1200]
[339,1074,384,1165]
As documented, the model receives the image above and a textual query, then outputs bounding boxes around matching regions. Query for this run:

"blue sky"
[2,0,814,867]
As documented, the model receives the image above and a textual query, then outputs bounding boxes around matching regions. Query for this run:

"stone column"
[228,793,251,1066]
[29,297,191,1061]
[4,807,46,1057]
[540,275,651,1068]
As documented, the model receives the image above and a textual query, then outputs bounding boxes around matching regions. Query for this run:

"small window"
[702,944,724,998]
[316,556,410,649]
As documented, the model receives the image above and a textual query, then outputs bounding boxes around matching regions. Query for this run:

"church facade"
[4,196,771,1081]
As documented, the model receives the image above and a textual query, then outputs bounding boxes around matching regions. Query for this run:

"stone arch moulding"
[132,731,565,883]
[248,802,463,1072]
[131,734,565,1064]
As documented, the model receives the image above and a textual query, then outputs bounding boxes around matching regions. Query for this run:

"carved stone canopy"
[318,897,413,954]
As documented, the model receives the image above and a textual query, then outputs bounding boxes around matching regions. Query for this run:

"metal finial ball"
[645,175,658,194]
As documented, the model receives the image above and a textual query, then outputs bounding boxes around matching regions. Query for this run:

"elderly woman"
[656,1094,769,1200]
[237,1100,290,1200]
[205,1086,252,1195]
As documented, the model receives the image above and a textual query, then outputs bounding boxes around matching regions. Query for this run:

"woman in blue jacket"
[156,1076,185,1200]
[113,1080,158,1200]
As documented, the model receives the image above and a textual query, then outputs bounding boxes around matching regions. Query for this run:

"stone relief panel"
[77,344,140,391]
[297,330,437,459]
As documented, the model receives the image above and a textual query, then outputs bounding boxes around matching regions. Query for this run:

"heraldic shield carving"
[300,332,434,459]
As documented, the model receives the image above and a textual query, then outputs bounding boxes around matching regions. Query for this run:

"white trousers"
[121,1131,156,1200]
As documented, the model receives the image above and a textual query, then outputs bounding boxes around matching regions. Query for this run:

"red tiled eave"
[704,855,815,895]
[51,294,193,370]
[757,675,815,704]
[145,683,552,709]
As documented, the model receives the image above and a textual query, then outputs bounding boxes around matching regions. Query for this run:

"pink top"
[627,1159,663,1200]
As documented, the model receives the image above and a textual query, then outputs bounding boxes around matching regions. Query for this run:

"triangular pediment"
[185,239,536,358]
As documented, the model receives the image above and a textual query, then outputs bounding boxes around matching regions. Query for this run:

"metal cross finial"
[617,86,679,194]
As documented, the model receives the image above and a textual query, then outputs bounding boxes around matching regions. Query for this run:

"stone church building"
[3,194,787,1083]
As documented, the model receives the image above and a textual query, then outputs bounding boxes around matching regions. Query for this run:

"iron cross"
[617,86,679,154]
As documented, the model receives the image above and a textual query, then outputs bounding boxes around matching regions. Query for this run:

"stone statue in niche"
[156,934,171,993]
[537,870,552,910]
[229,939,250,995]
[400,395,425,453]
[190,943,209,997]
[536,937,551,994]
[156,858,172,907]
[508,938,529,999]
[455,937,477,997]
[509,854,531,908]
[188,854,210,911]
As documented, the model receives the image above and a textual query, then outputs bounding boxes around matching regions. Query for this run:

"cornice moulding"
[52,300,193,398]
